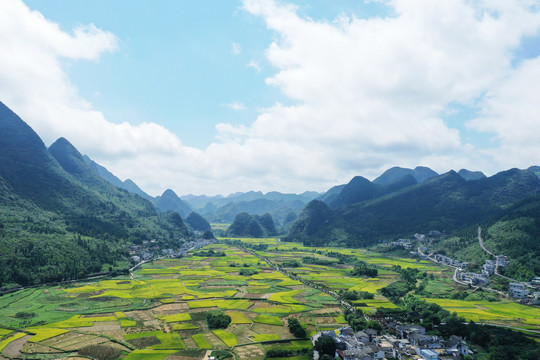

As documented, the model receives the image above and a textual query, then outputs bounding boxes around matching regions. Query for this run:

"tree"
[314,334,337,357]
[207,312,231,329]
[288,318,306,338]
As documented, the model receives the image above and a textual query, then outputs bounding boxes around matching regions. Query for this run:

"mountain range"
[1,101,538,287]
[287,168,540,247]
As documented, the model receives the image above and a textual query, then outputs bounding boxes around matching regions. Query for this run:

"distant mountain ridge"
[286,168,540,249]
[182,190,321,225]
[373,166,439,185]
[153,189,192,218]
[83,155,153,200]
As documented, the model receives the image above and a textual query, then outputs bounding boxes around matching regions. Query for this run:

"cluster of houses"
[449,256,510,287]
[510,282,540,304]
[391,239,414,249]
[312,324,471,360]
[129,238,215,263]
[433,254,468,269]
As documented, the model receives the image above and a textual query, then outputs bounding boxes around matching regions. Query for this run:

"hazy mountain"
[373,166,438,185]
[529,166,540,179]
[83,155,153,200]
[153,189,192,217]
[458,169,486,181]
[227,212,265,237]
[328,174,418,209]
[185,211,211,232]
[316,184,346,204]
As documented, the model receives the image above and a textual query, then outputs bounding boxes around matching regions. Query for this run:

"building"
[509,282,530,298]
[419,349,438,360]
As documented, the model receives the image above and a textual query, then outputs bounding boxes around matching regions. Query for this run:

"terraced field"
[0,243,339,359]
[1,238,537,359]
[422,298,540,328]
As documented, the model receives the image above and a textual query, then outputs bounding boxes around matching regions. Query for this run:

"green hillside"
[0,102,191,288]
[286,169,540,250]
[431,196,540,280]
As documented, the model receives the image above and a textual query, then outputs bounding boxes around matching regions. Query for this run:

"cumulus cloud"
[1,0,540,196]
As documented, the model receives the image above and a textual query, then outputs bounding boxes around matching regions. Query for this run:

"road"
[418,246,507,296]
[478,227,521,283]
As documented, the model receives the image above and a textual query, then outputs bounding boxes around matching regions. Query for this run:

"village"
[391,232,540,305]
[312,324,471,360]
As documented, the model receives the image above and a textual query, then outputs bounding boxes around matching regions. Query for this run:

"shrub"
[78,345,121,360]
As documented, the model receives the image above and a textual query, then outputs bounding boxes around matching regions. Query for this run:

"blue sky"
[23,0,390,148]
[2,0,540,195]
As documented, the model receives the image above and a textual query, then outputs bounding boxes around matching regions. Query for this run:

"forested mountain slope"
[0,102,191,287]
[286,169,540,248]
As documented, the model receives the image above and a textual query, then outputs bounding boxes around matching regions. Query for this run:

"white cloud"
[468,57,540,168]
[232,42,242,55]
[246,59,262,72]
[0,0,185,160]
[222,101,248,111]
[1,0,540,196]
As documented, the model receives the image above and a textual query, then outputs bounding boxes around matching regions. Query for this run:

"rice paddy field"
[0,237,538,359]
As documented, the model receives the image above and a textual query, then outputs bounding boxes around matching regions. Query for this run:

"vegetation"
[347,261,378,277]
[288,318,307,338]
[79,345,122,360]
[286,170,540,253]
[207,311,232,329]
[0,103,192,288]
[194,249,225,257]
[227,213,265,237]
[313,334,337,357]
[185,211,211,232]
[339,289,374,300]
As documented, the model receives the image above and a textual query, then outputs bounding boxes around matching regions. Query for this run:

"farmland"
[0,237,538,359]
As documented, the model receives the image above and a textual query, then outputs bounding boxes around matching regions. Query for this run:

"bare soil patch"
[3,334,31,358]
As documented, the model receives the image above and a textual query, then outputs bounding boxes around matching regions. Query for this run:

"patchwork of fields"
[0,238,538,359]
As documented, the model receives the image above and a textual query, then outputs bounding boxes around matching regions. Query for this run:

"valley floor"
[0,238,538,359]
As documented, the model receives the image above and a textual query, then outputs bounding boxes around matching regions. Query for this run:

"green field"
[0,239,537,359]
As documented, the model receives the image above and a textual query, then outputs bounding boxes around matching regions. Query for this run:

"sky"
[1,0,540,196]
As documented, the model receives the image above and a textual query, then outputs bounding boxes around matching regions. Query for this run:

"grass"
[226,311,252,324]
[253,314,283,326]
[26,328,69,342]
[173,323,199,330]
[150,332,186,350]
[120,319,137,327]
[124,349,177,360]
[269,290,304,303]
[0,329,13,336]
[192,334,212,349]
[212,329,237,347]
[187,299,252,310]
[158,312,192,323]
[422,298,540,327]
[252,334,280,341]
[125,331,163,340]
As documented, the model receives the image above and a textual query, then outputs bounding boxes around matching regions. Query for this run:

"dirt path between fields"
[2,334,31,358]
